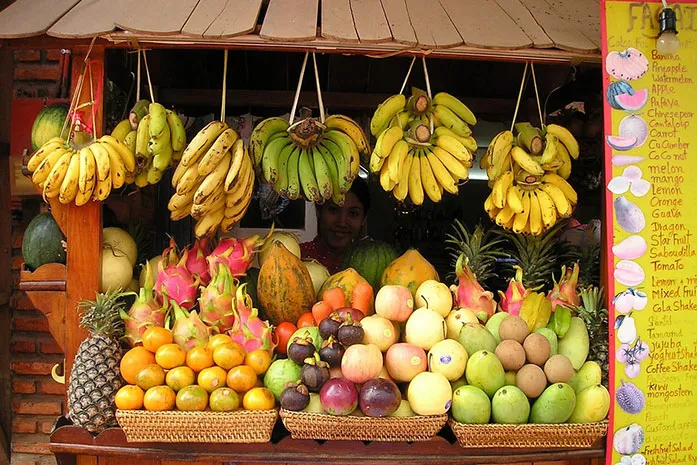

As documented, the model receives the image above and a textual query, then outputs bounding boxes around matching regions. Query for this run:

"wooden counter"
[50,418,605,465]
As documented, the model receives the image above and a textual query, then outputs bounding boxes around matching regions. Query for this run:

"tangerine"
[197,366,228,393]
[212,342,245,370]
[209,387,240,411]
[186,346,214,372]
[135,363,166,390]
[143,385,176,411]
[114,385,144,410]
[244,349,272,375]
[165,366,196,392]
[207,334,234,351]
[242,387,276,410]
[120,346,156,384]
[155,343,186,369]
[226,365,257,393]
[175,385,209,411]
[142,326,173,353]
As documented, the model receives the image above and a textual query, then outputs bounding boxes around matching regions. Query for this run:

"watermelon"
[22,212,66,271]
[339,238,398,291]
[616,89,648,111]
[30,103,69,150]
[606,136,637,151]
[606,81,634,110]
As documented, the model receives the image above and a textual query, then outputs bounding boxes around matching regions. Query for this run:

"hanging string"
[136,50,141,102]
[87,60,97,142]
[142,49,155,103]
[288,52,309,126]
[510,62,530,132]
[421,56,434,134]
[221,49,229,122]
[399,57,416,95]
[312,53,325,124]
[530,63,545,129]
[59,37,97,141]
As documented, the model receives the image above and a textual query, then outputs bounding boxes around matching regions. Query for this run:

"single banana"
[528,191,543,236]
[298,149,321,202]
[194,150,231,205]
[28,138,66,172]
[100,135,137,173]
[542,173,578,204]
[148,102,168,139]
[111,119,132,142]
[488,130,514,170]
[435,134,472,163]
[97,141,127,191]
[426,148,458,195]
[170,204,193,221]
[150,127,173,172]
[192,189,225,220]
[224,139,247,192]
[123,130,137,155]
[539,182,573,217]
[316,144,341,203]
[272,143,296,195]
[198,128,239,176]
[432,104,470,137]
[91,142,112,183]
[370,94,406,136]
[379,161,396,193]
[180,120,228,168]
[311,147,333,200]
[146,165,164,185]
[510,146,544,176]
[491,171,514,209]
[484,192,497,215]
[325,115,370,161]
[194,207,224,238]
[171,156,188,187]
[419,149,441,203]
[134,164,150,188]
[555,143,572,179]
[386,139,409,184]
[495,204,515,227]
[389,111,411,130]
[168,189,196,212]
[260,135,292,185]
[392,151,414,202]
[93,169,112,201]
[135,114,151,172]
[536,188,558,228]
[225,161,253,208]
[432,146,469,181]
[506,185,525,214]
[176,163,203,196]
[432,92,476,126]
[433,126,475,149]
[32,147,69,184]
[408,150,424,206]
[376,126,404,159]
[166,110,187,151]
[249,117,289,168]
[540,134,559,164]
[512,191,531,234]
[77,146,97,205]
[323,129,360,182]
[58,154,80,204]
[285,148,302,200]
[221,202,251,232]
[545,124,579,159]
[43,150,73,198]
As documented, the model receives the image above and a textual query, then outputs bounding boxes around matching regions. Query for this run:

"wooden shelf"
[50,419,606,465]
[19,263,67,291]
[19,262,68,352]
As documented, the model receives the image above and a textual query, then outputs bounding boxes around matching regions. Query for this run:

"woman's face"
[318,192,366,251]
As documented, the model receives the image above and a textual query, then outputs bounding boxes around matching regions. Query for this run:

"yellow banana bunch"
[26,134,137,205]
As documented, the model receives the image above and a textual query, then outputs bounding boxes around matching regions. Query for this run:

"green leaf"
[548,305,572,338]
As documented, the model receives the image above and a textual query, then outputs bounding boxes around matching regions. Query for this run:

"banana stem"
[515,122,543,154]
[407,123,431,143]
[408,95,430,115]
[221,49,229,122]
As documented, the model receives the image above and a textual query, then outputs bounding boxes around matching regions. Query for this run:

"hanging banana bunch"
[482,122,580,235]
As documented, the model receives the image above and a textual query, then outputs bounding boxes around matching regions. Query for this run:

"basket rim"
[447,418,609,428]
[280,409,448,421]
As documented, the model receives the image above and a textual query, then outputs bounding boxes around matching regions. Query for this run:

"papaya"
[317,268,372,314]
[380,249,438,299]
[257,241,315,325]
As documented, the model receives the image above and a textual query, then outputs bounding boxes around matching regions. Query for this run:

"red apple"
[341,343,383,384]
[385,343,427,382]
[375,285,414,322]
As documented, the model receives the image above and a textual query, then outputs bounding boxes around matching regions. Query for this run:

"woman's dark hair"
[348,176,371,212]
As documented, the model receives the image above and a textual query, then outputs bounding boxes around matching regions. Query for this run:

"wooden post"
[63,45,104,382]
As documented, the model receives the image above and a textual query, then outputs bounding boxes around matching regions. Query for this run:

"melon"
[606,81,634,110]
[618,115,648,148]
[380,249,439,299]
[339,239,398,291]
[606,136,636,151]
[22,212,66,271]
[30,103,69,150]
[616,89,648,111]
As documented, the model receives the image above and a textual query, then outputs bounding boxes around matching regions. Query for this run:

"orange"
[142,326,173,353]
[114,385,144,410]
[166,366,196,392]
[244,349,272,375]
[135,363,166,390]
[207,333,235,351]
[209,387,240,411]
[242,387,276,410]
[143,385,176,411]
[120,346,156,384]
[175,385,209,411]
[186,346,214,372]
[212,342,245,370]
[155,343,186,370]
[226,365,257,393]
[197,366,228,393]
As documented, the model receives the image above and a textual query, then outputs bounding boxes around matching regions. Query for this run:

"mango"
[529,383,576,423]
[557,317,589,370]
[485,312,509,344]
[534,328,558,356]
[569,361,602,393]
[451,385,491,424]
[568,385,610,423]
[458,323,497,357]
[492,385,530,424]
[465,350,505,398]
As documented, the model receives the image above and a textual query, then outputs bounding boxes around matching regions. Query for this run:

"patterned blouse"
[300,237,345,275]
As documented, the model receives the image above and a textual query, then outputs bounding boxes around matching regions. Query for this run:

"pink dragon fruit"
[183,238,212,286]
[170,300,210,351]
[198,263,237,334]
[547,263,580,311]
[207,228,274,277]
[497,266,531,316]
[452,255,496,322]
[121,265,166,346]
[227,284,275,354]
[155,238,200,310]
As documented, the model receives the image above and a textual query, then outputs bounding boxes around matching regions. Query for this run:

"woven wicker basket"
[116,409,278,443]
[280,409,447,441]
[448,419,608,448]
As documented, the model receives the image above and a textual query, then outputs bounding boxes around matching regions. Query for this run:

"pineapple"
[67,290,127,434]
[445,221,506,284]
[574,286,609,387]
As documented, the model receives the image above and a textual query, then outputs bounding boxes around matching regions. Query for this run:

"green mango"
[569,361,602,393]
[557,317,589,370]
[485,312,509,344]
[530,383,576,423]
[492,385,530,424]
[465,350,505,398]
[451,385,491,424]
[534,328,558,356]
[547,306,571,338]
[568,385,610,423]
[458,323,497,357]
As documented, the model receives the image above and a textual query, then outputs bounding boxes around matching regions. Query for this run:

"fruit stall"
[3,0,685,464]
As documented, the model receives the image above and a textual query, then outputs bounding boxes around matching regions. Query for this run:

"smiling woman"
[300,178,371,274]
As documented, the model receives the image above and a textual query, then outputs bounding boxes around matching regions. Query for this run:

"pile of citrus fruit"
[114,327,276,412]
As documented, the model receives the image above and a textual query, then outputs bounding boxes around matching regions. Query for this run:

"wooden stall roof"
[0,0,601,63]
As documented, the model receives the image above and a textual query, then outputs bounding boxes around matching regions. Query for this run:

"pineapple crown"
[78,289,128,339]
[445,220,507,284]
